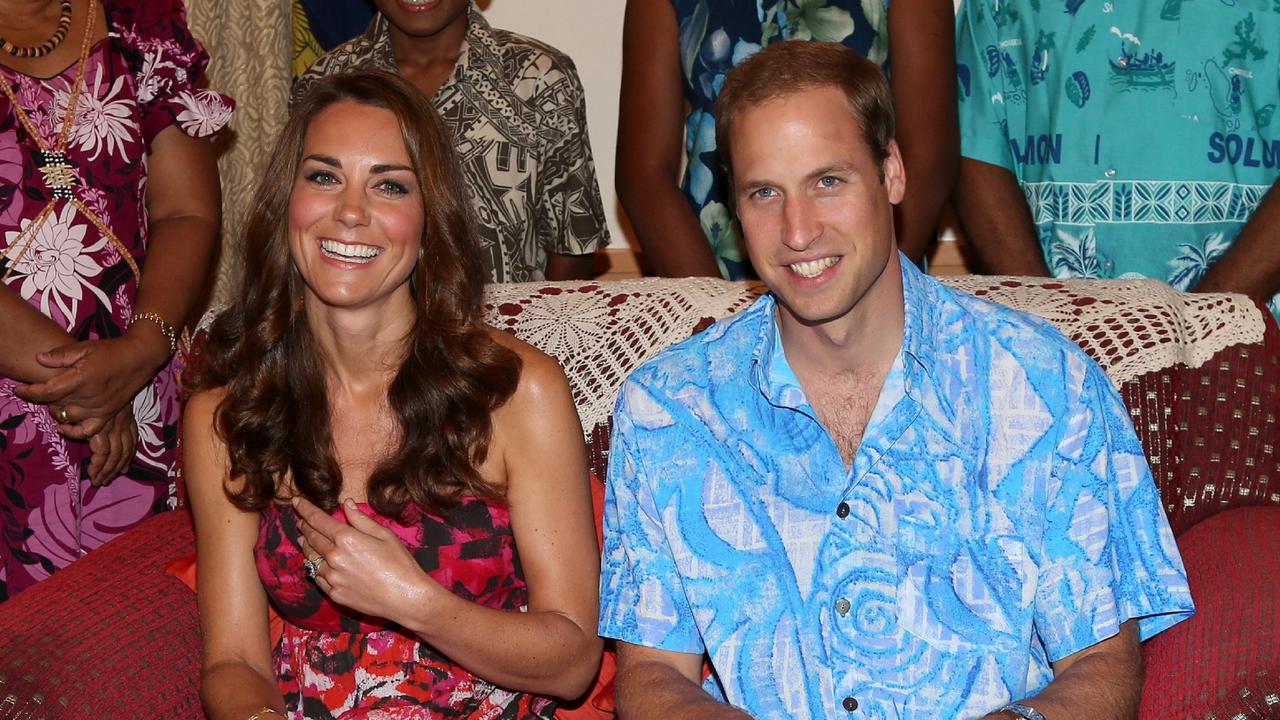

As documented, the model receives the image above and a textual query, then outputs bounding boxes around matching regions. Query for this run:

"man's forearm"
[1193,179,1280,299]
[616,659,750,720]
[954,158,1049,276]
[984,622,1143,720]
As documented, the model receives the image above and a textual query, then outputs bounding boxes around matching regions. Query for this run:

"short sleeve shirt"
[956,0,1280,317]
[294,2,610,283]
[599,256,1193,719]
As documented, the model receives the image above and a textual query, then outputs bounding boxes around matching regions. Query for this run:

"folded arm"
[615,0,722,278]
[0,286,73,383]
[295,342,602,699]
[889,0,958,264]
[13,126,221,437]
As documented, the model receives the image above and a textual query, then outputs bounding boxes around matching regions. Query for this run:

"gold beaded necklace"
[0,0,73,58]
[0,0,141,286]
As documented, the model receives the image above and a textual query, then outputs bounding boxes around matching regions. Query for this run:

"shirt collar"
[898,252,941,393]
[363,1,497,89]
[749,252,940,405]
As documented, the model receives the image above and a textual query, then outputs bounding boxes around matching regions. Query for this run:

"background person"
[292,0,610,283]
[616,0,956,279]
[954,0,1280,318]
[187,71,601,719]
[0,0,229,600]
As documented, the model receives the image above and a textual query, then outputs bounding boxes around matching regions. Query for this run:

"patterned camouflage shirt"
[294,3,609,282]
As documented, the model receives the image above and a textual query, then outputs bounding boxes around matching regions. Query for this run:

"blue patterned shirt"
[956,0,1280,318]
[599,257,1193,719]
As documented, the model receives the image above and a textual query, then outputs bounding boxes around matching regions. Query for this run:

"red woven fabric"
[0,509,200,719]
[1120,302,1280,536]
[1140,506,1280,719]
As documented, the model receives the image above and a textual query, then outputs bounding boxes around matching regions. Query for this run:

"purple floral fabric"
[0,0,232,600]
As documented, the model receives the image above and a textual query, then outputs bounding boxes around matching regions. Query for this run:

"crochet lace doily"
[485,278,760,435]
[196,275,1265,438]
[484,277,1265,435]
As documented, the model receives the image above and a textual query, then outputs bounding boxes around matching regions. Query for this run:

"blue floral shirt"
[956,0,1280,318]
[599,256,1193,719]
[671,0,888,279]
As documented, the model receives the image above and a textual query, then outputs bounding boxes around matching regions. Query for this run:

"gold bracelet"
[246,708,281,720]
[129,310,176,355]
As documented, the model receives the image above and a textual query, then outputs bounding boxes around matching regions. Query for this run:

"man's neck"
[385,10,469,77]
[773,258,907,467]
[776,260,906,381]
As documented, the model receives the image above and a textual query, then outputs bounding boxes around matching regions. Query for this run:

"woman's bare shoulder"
[185,386,228,424]
[486,327,568,391]
[484,327,577,423]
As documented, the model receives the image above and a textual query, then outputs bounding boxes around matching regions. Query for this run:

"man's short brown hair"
[715,40,895,179]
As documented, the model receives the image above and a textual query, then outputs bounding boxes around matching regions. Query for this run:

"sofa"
[0,276,1276,720]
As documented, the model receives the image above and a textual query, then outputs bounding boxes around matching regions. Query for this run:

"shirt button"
[836,502,850,518]
[835,598,851,616]
[1104,167,1117,178]
[843,696,859,711]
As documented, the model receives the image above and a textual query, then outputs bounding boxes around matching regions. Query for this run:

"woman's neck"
[304,294,415,393]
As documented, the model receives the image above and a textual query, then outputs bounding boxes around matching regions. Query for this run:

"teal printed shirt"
[956,0,1280,318]
[599,257,1193,719]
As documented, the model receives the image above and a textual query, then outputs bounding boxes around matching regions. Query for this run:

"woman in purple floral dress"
[0,0,231,599]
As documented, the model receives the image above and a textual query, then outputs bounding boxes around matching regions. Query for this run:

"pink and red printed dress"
[257,497,556,719]
[0,0,232,599]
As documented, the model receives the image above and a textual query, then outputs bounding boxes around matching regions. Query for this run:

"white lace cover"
[485,279,760,435]
[484,276,1265,435]
[196,275,1265,438]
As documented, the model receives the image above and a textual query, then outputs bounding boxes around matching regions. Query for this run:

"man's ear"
[882,139,906,205]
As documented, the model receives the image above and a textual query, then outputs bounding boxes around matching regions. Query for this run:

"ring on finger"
[303,555,325,581]
[57,407,69,423]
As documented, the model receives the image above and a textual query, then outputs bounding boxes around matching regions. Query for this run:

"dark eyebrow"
[299,156,412,175]
[808,162,856,180]
[302,153,341,168]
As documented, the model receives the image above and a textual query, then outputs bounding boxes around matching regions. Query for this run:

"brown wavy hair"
[188,70,521,519]
[715,41,895,179]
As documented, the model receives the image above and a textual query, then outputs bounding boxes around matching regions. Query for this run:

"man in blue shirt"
[954,0,1280,319]
[599,41,1193,719]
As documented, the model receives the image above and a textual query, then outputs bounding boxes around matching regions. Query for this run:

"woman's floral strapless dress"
[256,497,555,719]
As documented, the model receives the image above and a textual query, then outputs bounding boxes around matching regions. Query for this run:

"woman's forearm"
[0,285,74,383]
[200,661,286,720]
[401,583,603,700]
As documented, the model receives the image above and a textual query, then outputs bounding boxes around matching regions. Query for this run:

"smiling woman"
[184,70,601,720]
[287,102,424,312]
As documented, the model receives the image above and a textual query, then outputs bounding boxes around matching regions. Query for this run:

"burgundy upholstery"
[1139,506,1280,719]
[1121,310,1280,536]
[0,289,1274,719]
[0,509,200,718]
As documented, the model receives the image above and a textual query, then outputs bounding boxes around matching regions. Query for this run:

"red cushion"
[0,509,200,717]
[1140,506,1280,719]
